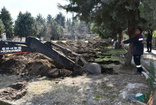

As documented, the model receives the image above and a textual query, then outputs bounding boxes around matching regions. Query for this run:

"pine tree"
[139,0,156,31]
[55,13,65,28]
[47,14,53,24]
[0,7,13,38]
[36,14,47,38]
[50,20,64,40]
[14,12,38,37]
[36,14,45,25]
[0,19,5,36]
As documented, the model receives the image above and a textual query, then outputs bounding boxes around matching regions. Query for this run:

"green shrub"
[144,61,155,103]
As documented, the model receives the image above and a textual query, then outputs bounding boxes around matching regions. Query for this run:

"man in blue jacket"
[121,28,144,74]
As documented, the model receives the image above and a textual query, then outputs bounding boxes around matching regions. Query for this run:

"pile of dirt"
[0,53,77,77]
[0,40,109,77]
[56,40,109,53]
[0,81,27,101]
[55,40,109,63]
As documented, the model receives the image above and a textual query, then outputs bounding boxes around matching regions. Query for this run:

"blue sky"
[0,0,72,20]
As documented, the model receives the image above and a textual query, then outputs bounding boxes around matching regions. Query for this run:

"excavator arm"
[0,37,101,74]
[26,37,82,71]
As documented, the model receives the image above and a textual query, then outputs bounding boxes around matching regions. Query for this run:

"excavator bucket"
[75,56,101,74]
[50,42,101,74]
[83,63,101,74]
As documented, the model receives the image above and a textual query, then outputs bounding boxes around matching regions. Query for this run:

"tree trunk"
[117,29,123,48]
[124,43,133,65]
[124,19,135,65]
[114,33,117,41]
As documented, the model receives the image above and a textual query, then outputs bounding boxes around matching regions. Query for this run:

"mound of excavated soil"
[0,53,77,77]
[0,40,109,78]
[56,40,109,53]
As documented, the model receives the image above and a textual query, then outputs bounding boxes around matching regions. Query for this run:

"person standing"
[146,31,152,52]
[121,28,144,74]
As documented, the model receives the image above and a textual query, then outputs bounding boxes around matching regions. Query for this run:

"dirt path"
[142,48,156,78]
[0,64,148,105]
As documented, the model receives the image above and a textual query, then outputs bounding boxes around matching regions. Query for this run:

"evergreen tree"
[139,0,156,31]
[50,19,64,40]
[46,15,64,40]
[0,7,13,38]
[77,21,88,37]
[14,12,38,37]
[0,19,5,36]
[55,12,65,28]
[47,14,53,24]
[36,14,47,38]
[36,14,45,25]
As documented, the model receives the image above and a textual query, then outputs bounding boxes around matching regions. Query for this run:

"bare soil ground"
[0,39,148,105]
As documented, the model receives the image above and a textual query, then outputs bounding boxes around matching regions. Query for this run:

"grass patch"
[95,56,120,62]
[105,49,126,55]
[95,95,102,98]
[104,56,120,61]
[101,87,108,92]
[94,48,124,64]
[95,48,125,63]
[107,46,113,49]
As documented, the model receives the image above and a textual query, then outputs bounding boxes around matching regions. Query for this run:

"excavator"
[0,37,101,74]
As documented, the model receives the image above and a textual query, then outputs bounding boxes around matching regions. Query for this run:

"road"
[142,48,156,71]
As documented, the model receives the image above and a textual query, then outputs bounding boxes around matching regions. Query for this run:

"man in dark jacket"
[146,31,152,52]
[121,28,144,74]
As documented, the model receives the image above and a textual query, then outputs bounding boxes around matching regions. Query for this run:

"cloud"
[0,0,72,19]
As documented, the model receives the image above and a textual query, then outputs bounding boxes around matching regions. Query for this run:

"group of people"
[121,28,153,75]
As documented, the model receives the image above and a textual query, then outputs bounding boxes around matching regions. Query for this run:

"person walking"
[146,31,152,52]
[121,28,144,74]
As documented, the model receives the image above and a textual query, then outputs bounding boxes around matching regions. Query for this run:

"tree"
[77,21,89,39]
[65,18,91,40]
[46,15,64,40]
[70,19,79,40]
[47,14,53,24]
[139,0,156,31]
[0,7,13,38]
[14,12,38,38]
[55,12,65,28]
[0,19,5,36]
[36,23,47,38]
[36,14,47,38]
[91,23,115,39]
[50,20,64,40]
[36,14,45,25]
[59,0,146,65]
